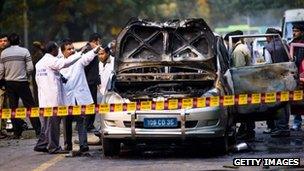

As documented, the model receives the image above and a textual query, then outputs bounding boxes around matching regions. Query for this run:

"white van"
[282,9,304,42]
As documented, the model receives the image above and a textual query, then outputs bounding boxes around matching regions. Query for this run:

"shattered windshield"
[228,34,290,66]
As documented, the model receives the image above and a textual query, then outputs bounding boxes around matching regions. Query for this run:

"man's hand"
[94,46,101,54]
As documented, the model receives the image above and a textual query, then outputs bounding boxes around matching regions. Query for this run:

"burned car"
[101,18,232,156]
[101,19,298,156]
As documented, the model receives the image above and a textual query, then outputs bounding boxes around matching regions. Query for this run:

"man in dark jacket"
[265,28,289,63]
[0,33,9,139]
[83,33,102,131]
[31,41,45,106]
[264,28,291,137]
[290,24,304,65]
[289,24,304,131]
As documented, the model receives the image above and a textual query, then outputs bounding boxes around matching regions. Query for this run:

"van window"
[284,21,304,42]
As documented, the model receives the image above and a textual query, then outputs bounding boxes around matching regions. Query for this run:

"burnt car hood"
[115,18,217,77]
[112,18,230,100]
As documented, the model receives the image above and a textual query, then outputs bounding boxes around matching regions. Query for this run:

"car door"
[224,34,299,120]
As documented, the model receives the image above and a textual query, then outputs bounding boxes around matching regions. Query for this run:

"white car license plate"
[143,118,178,128]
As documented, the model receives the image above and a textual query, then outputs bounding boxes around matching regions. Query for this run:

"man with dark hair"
[290,24,304,131]
[31,41,45,106]
[265,28,289,63]
[83,33,102,131]
[229,30,251,67]
[0,33,41,139]
[60,39,100,155]
[227,30,255,141]
[0,33,9,139]
[264,28,291,137]
[34,41,81,154]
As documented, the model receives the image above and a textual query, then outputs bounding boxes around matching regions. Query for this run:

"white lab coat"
[60,49,96,105]
[35,53,81,107]
[99,56,114,96]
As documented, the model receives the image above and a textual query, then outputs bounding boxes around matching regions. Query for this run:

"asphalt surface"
[0,121,303,171]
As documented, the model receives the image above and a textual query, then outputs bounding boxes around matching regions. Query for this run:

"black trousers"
[6,81,41,136]
[85,84,97,129]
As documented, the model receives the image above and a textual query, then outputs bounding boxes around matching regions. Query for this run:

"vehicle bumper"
[101,107,227,140]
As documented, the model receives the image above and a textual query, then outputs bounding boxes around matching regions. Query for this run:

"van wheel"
[102,138,121,157]
[214,134,229,155]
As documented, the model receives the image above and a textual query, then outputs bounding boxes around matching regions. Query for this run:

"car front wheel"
[102,138,121,157]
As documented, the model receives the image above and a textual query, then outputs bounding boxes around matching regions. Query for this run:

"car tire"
[102,138,121,157]
[213,134,229,155]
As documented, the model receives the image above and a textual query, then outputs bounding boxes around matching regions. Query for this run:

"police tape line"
[0,90,303,119]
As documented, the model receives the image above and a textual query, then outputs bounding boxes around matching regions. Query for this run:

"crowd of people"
[0,32,115,155]
[223,24,304,141]
[0,23,303,155]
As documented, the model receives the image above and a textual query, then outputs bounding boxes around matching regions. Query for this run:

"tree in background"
[0,0,303,46]
[208,0,304,28]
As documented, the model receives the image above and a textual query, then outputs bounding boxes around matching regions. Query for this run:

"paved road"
[0,122,303,171]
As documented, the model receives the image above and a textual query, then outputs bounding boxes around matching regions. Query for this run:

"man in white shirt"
[60,39,100,154]
[93,47,115,138]
[34,41,81,154]
[98,47,114,98]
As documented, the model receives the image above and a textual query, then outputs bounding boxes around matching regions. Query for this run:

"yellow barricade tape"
[72,106,81,115]
[182,98,193,109]
[15,108,26,118]
[31,108,40,117]
[0,90,303,119]
[265,92,276,103]
[44,107,53,117]
[224,95,235,106]
[238,94,248,105]
[168,99,178,110]
[155,101,164,110]
[57,106,68,116]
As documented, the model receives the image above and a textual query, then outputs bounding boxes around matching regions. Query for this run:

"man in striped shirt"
[0,33,41,139]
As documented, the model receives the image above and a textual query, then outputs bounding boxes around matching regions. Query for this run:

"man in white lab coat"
[98,47,114,98]
[60,39,100,154]
[93,47,115,138]
[34,41,82,154]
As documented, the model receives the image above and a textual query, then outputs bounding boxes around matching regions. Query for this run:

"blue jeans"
[293,114,302,128]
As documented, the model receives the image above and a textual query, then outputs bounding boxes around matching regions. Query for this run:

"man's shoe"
[48,149,69,154]
[94,130,101,137]
[80,146,89,153]
[34,147,48,153]
[270,130,290,138]
[74,147,91,157]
